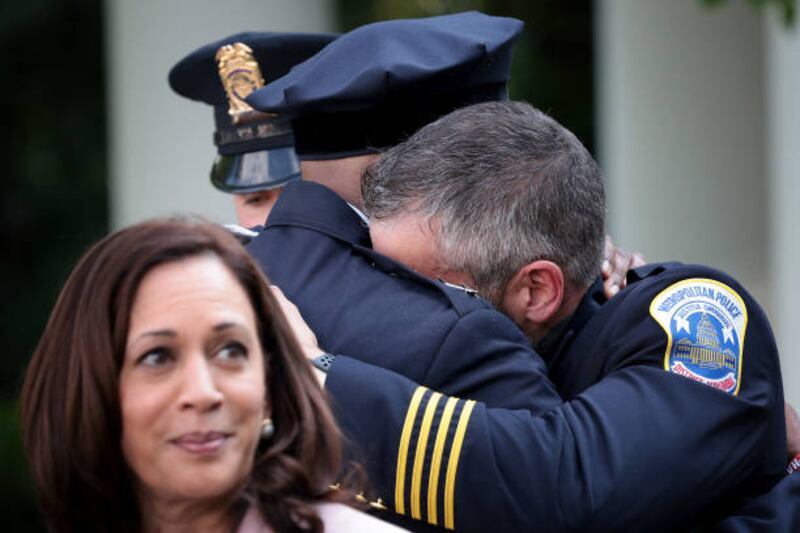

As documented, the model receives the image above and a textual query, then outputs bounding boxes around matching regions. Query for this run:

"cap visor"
[211,147,302,193]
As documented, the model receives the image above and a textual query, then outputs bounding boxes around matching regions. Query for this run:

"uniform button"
[370,498,387,511]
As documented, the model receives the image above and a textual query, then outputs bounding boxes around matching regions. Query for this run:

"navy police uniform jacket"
[710,471,799,533]
[245,179,562,461]
[323,262,786,532]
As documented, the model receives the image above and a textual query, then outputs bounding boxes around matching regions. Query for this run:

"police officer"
[244,11,567,399]
[239,11,644,529]
[275,101,788,532]
[238,15,571,526]
[168,31,336,228]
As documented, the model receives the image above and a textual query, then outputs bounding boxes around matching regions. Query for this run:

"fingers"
[786,402,800,459]
[603,271,623,298]
[602,235,647,299]
[602,236,614,277]
[269,284,290,307]
[269,285,323,360]
[602,236,625,298]
[270,285,304,325]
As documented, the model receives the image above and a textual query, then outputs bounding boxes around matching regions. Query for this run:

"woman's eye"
[217,341,248,361]
[137,348,173,367]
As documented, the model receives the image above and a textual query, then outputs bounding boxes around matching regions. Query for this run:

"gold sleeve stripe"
[394,386,428,515]
[427,396,459,526]
[410,391,442,519]
[444,399,476,530]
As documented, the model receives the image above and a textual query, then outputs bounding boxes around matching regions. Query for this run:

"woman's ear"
[499,260,564,340]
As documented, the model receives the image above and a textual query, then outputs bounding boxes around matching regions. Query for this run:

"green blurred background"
[1,1,107,529]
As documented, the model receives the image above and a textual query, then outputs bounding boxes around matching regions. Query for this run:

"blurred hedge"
[0,0,107,529]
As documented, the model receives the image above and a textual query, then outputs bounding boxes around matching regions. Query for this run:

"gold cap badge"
[216,43,268,123]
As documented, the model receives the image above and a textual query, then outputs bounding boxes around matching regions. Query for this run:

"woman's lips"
[171,431,231,454]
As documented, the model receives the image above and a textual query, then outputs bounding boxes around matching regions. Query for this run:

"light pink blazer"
[237,503,408,532]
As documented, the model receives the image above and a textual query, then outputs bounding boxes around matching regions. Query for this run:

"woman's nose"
[177,354,224,412]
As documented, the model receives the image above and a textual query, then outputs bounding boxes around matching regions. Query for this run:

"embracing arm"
[272,282,562,412]
[326,359,779,532]
[322,274,784,532]
[273,271,783,531]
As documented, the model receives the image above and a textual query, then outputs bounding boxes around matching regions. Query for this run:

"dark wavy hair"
[20,218,346,532]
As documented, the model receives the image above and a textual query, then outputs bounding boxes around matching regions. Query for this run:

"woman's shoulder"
[237,503,408,532]
[316,503,408,532]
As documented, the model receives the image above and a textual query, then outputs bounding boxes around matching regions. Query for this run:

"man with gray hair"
[365,100,604,322]
[292,100,787,531]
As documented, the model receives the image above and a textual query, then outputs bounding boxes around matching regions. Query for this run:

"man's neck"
[530,284,590,359]
[300,154,380,208]
[553,285,585,326]
[528,284,587,344]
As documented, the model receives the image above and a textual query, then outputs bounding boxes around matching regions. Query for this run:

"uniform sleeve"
[450,367,779,531]
[324,278,785,532]
[423,309,562,413]
[709,473,800,533]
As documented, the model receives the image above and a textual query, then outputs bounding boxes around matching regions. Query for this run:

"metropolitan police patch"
[649,278,747,395]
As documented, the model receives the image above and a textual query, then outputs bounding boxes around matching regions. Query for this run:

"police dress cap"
[169,32,337,193]
[245,12,523,160]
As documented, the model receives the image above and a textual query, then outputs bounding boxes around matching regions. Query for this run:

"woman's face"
[120,254,266,505]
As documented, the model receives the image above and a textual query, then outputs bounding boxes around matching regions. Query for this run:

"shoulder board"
[626,261,681,285]
[438,279,479,296]
[223,223,260,244]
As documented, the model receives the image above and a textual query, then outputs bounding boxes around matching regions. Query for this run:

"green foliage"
[0,401,44,530]
[0,0,108,399]
[0,0,107,528]
[700,0,796,25]
[335,0,596,153]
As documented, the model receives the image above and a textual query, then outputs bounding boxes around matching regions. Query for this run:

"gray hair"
[362,100,605,305]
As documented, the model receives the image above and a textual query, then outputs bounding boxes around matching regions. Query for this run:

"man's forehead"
[369,214,474,288]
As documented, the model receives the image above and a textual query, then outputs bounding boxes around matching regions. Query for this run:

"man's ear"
[500,260,565,339]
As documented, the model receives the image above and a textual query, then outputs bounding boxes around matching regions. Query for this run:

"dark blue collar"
[537,277,606,366]
[264,180,371,247]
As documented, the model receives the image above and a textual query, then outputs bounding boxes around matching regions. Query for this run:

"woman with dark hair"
[19,218,401,533]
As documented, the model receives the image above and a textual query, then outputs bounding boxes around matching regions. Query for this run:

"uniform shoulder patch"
[649,278,747,395]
